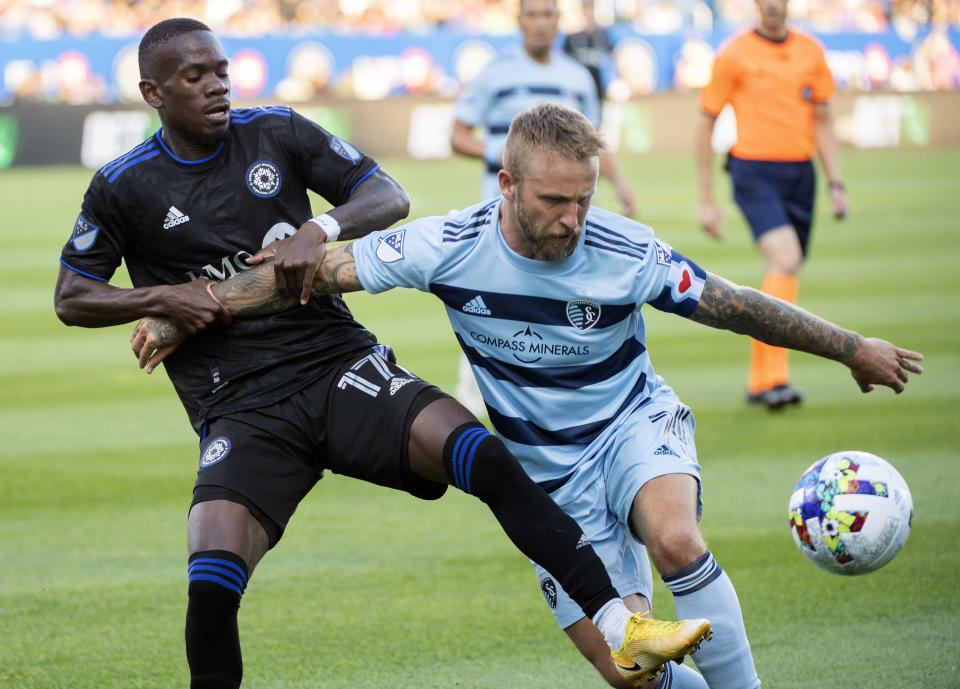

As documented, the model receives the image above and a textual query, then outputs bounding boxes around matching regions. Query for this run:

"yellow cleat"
[610,613,711,686]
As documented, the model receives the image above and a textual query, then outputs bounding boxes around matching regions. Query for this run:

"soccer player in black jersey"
[54,18,707,689]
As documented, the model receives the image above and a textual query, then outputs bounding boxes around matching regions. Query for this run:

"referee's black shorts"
[727,155,816,254]
[191,346,450,546]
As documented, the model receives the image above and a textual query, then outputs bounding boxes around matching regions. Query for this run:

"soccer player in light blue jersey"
[134,103,923,689]
[450,0,636,417]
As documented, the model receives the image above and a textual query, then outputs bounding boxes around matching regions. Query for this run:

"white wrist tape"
[308,213,341,242]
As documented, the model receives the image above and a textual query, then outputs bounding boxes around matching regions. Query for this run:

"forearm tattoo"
[690,273,860,362]
[211,263,297,318]
[209,244,363,319]
[316,244,363,293]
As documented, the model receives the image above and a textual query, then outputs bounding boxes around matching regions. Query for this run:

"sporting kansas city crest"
[566,299,602,332]
[71,215,99,252]
[540,575,558,609]
[375,229,405,263]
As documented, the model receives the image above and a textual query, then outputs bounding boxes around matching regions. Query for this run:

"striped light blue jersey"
[354,199,707,502]
[454,47,599,199]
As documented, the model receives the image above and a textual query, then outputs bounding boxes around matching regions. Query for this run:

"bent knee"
[645,527,707,574]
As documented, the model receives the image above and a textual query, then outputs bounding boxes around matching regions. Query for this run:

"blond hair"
[502,102,605,183]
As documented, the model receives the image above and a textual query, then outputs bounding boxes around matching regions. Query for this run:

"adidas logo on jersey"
[576,534,591,550]
[163,206,190,230]
[462,295,491,316]
[654,444,680,458]
[389,376,414,396]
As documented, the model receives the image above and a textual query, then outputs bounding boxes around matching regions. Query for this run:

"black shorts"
[726,155,816,255]
[191,346,450,546]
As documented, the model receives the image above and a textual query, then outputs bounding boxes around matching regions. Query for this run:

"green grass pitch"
[1,147,958,688]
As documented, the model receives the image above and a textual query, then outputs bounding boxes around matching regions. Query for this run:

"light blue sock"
[656,662,708,688]
[663,551,761,689]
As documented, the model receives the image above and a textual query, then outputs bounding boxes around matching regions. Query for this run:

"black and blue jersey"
[60,106,380,429]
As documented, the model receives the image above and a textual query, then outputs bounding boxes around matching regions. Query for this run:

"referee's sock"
[748,272,798,393]
[185,550,249,689]
[443,422,620,621]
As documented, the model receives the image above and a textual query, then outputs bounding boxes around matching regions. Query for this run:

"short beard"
[515,191,577,262]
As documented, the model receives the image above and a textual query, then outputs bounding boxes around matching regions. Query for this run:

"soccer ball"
[788,451,913,575]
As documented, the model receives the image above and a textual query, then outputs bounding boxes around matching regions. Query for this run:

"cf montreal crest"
[540,575,558,609]
[246,161,281,197]
[200,437,231,467]
[566,299,602,332]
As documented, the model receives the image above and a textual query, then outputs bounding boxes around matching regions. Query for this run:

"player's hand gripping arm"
[54,264,230,333]
[689,272,923,393]
[131,244,361,372]
[246,167,408,305]
[695,113,723,240]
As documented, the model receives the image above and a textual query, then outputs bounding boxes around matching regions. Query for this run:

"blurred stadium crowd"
[1,0,959,104]
[2,0,959,38]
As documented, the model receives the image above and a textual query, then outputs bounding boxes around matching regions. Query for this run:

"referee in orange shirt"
[696,0,849,410]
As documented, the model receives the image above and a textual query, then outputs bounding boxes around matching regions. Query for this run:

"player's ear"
[499,169,517,200]
[140,79,162,109]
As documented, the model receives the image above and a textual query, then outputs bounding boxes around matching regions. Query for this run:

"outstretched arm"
[131,243,362,372]
[689,272,923,393]
[248,167,408,305]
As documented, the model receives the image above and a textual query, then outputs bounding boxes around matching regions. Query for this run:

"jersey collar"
[154,128,226,166]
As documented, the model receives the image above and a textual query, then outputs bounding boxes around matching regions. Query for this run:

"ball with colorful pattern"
[788,451,912,575]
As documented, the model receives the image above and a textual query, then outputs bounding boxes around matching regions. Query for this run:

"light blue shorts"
[531,387,702,629]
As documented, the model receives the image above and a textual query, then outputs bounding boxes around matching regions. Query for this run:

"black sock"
[185,550,249,689]
[443,422,619,619]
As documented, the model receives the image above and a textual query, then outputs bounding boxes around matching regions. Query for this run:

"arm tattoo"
[690,273,861,362]
[209,244,363,319]
[211,262,298,319]
[316,244,363,293]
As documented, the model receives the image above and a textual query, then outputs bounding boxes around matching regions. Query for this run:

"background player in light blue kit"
[134,103,923,689]
[449,0,637,418]
[450,0,635,213]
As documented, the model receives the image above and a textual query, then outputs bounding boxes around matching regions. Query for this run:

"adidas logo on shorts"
[462,295,491,316]
[163,206,191,230]
[654,444,680,458]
